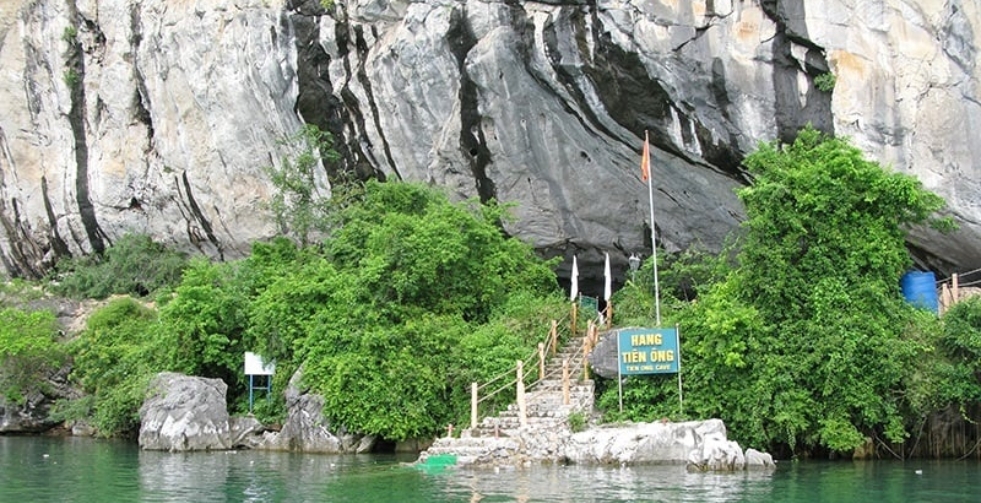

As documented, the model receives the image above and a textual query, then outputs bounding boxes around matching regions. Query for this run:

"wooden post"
[562,358,570,406]
[538,342,546,381]
[941,282,952,315]
[583,334,591,381]
[571,302,578,338]
[551,319,558,356]
[954,273,960,303]
[606,302,613,329]
[471,382,478,430]
[516,360,527,427]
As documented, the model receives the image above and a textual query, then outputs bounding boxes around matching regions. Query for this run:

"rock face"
[1,0,979,282]
[139,372,262,451]
[137,370,375,453]
[564,418,748,468]
[0,394,57,433]
[257,367,374,453]
[0,364,75,434]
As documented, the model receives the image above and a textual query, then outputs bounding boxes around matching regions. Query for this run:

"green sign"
[617,327,679,375]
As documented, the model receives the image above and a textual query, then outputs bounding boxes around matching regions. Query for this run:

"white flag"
[570,255,579,302]
[604,253,612,301]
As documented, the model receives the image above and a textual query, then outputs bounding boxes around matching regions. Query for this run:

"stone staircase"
[420,331,596,466]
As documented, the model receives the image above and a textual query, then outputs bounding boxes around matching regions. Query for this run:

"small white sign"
[244,352,276,376]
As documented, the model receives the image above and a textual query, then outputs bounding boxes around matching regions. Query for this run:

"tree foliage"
[728,127,951,451]
[264,125,344,246]
[932,297,981,408]
[277,181,560,439]
[60,181,561,440]
[66,297,165,435]
[599,126,954,455]
[157,260,250,392]
[0,307,64,404]
[51,234,188,299]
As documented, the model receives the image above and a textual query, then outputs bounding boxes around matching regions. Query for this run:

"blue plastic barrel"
[901,271,938,314]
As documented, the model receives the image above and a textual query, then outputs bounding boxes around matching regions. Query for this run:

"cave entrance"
[371,438,397,453]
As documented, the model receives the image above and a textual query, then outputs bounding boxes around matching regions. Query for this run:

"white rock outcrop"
[138,372,261,451]
[256,367,374,453]
[424,418,774,471]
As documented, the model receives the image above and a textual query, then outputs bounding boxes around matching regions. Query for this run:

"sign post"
[244,352,276,414]
[615,327,682,414]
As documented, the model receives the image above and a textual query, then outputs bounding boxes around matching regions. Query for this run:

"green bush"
[256,181,563,440]
[933,297,981,406]
[814,72,836,92]
[604,126,954,454]
[59,182,563,441]
[0,308,64,404]
[52,234,188,299]
[264,125,343,246]
[63,69,80,89]
[156,259,249,393]
[66,297,164,435]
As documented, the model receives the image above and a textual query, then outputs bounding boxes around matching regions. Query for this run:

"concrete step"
[468,334,596,437]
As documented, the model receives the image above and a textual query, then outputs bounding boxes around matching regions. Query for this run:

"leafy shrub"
[264,125,343,246]
[52,234,188,299]
[933,297,981,406]
[156,259,249,393]
[270,182,563,440]
[0,308,64,404]
[67,297,163,435]
[60,182,562,441]
[63,69,80,89]
[814,72,836,92]
[605,126,954,454]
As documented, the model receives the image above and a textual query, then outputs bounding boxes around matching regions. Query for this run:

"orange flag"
[640,133,650,182]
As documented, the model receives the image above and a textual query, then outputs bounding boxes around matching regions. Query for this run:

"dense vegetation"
[599,126,962,456]
[51,233,189,299]
[0,307,64,405]
[4,125,981,459]
[14,179,564,439]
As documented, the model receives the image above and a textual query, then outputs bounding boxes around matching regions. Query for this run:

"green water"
[2,435,980,502]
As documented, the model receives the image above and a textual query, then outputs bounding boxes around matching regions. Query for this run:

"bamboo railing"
[468,304,604,430]
[937,270,981,315]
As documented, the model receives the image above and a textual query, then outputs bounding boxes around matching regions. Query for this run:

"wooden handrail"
[469,305,580,428]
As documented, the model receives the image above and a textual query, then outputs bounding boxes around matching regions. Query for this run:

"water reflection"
[5,436,981,503]
[438,464,775,503]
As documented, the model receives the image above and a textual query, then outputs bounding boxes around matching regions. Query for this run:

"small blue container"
[901,271,939,314]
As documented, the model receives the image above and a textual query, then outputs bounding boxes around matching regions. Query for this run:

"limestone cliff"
[1,0,978,285]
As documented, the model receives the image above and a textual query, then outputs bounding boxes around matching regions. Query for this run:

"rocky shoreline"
[5,371,774,472]
[420,418,775,471]
[137,372,774,471]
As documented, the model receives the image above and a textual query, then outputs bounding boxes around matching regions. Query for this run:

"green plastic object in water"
[423,454,457,467]
[414,454,458,474]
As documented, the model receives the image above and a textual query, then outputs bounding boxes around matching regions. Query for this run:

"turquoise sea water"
[1,435,980,502]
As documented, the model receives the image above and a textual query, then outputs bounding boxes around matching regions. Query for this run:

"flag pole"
[645,131,662,326]
[603,252,613,329]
